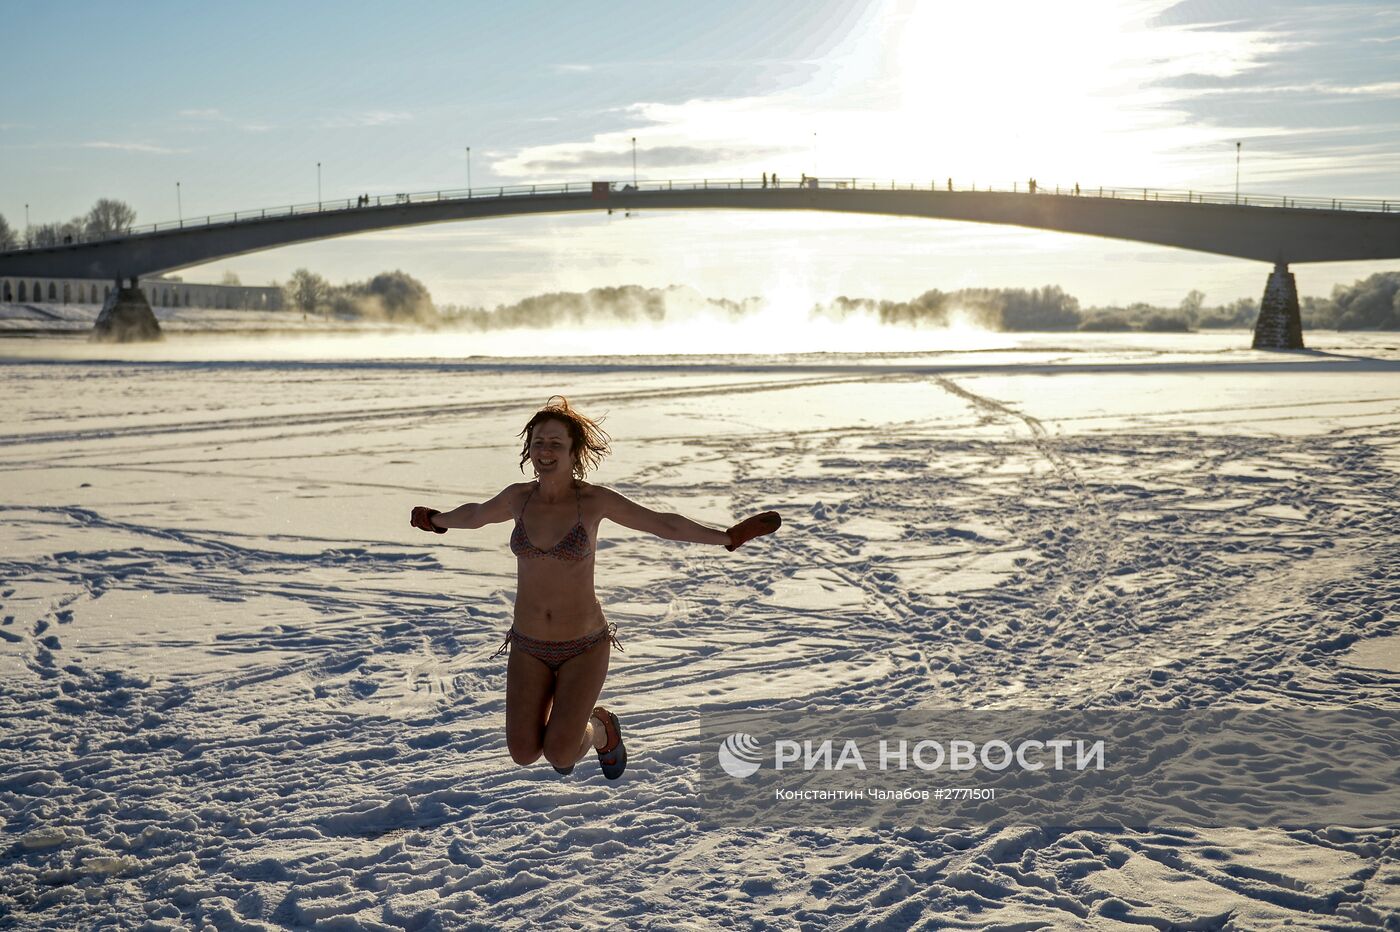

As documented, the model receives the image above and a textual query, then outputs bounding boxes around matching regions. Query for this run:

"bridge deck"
[3,178,1398,281]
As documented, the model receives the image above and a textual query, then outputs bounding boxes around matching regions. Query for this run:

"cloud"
[521,144,789,173]
[493,94,819,179]
[1167,80,1400,99]
[491,1,1398,197]
[488,0,1297,190]
[319,110,414,129]
[80,141,185,154]
[552,64,593,74]
[175,108,276,133]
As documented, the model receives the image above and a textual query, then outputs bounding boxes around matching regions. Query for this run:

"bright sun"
[872,0,1272,189]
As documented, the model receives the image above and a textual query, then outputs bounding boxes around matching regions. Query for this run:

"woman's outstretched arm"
[412,483,524,532]
[598,487,781,549]
[598,487,731,546]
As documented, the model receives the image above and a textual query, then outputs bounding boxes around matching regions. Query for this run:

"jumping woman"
[410,396,781,780]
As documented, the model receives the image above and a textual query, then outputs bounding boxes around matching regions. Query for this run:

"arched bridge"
[4,177,1399,347]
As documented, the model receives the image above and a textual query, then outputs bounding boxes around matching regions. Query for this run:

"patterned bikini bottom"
[494,623,623,672]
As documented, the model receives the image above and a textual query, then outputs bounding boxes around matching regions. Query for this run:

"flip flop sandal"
[593,706,626,780]
[553,764,574,775]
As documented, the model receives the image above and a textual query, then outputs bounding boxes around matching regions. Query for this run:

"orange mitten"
[411,505,447,534]
[725,511,781,551]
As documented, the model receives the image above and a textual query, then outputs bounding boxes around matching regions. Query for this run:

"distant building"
[0,276,284,310]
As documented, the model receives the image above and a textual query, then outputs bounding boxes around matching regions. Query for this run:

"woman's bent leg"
[542,636,610,770]
[505,646,555,766]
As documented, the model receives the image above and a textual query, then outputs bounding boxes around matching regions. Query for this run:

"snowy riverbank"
[0,301,428,336]
[1,332,1397,928]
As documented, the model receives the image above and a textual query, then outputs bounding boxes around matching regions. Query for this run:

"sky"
[3,0,1399,310]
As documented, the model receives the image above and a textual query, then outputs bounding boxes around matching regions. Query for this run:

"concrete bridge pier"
[92,277,162,343]
[1252,262,1304,350]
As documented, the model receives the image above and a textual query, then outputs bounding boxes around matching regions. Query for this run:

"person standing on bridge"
[409,396,781,779]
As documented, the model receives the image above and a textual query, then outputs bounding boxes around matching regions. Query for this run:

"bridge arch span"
[3,179,1398,347]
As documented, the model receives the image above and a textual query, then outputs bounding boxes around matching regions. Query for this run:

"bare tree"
[0,214,12,250]
[85,198,138,236]
[28,222,65,247]
[1179,289,1205,319]
[286,268,330,316]
[365,269,437,322]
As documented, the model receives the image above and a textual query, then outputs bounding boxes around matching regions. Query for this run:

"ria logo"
[718,733,763,778]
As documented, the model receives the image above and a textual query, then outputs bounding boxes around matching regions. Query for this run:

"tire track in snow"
[0,372,881,449]
[931,375,1123,623]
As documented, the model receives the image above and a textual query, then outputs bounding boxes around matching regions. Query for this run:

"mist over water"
[12,276,1393,364]
[9,278,1358,365]
[448,301,1010,357]
[0,326,1292,367]
[0,299,1241,364]
[0,301,1019,362]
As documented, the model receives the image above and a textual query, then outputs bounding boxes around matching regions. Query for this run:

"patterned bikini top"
[510,482,593,561]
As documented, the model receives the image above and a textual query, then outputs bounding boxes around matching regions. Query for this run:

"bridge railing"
[5,177,1397,253]
[597,177,1398,213]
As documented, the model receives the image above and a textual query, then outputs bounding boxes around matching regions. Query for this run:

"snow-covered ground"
[1,329,1397,929]
[0,301,418,334]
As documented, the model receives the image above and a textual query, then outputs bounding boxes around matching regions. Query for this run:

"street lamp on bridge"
[466,147,472,191]
[1235,141,1241,205]
[317,162,322,208]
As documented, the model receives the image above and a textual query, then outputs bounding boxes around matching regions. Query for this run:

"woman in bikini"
[409,396,780,780]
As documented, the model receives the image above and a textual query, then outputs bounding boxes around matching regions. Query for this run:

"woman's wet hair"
[518,395,612,479]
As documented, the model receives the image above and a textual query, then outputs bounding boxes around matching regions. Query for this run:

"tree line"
[277,271,1400,331]
[440,285,755,330]
[438,277,1400,332]
[282,277,756,329]
[285,268,440,324]
[0,199,138,249]
[1067,273,1400,331]
[822,276,1400,331]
